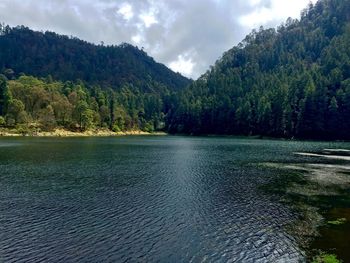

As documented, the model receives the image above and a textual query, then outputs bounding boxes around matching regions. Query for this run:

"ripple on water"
[1,137,340,262]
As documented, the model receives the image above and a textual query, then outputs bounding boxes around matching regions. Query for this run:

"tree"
[81,109,95,130]
[51,96,73,126]
[112,107,127,132]
[7,99,25,124]
[0,116,5,126]
[73,100,94,130]
[0,74,7,116]
[327,96,340,137]
[99,105,110,127]
[39,105,56,131]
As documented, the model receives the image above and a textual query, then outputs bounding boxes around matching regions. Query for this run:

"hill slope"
[166,0,350,139]
[0,25,191,92]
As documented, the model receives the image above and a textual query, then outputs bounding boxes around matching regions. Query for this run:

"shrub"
[0,116,5,126]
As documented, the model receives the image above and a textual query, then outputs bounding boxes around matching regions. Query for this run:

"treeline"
[0,25,191,92]
[166,0,350,139]
[0,75,166,132]
[1,0,350,139]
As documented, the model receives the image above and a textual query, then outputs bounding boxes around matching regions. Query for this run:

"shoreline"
[0,128,167,137]
[170,133,350,142]
[1,129,349,142]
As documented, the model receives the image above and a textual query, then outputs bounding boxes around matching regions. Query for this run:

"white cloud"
[240,0,318,28]
[140,13,158,28]
[169,55,195,78]
[0,0,318,79]
[131,34,142,44]
[117,3,133,20]
[248,0,263,6]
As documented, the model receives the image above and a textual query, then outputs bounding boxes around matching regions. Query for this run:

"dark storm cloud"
[0,0,311,78]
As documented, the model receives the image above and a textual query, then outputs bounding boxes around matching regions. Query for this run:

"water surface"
[0,136,348,262]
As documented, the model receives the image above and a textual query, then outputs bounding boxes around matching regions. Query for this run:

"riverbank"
[0,128,167,137]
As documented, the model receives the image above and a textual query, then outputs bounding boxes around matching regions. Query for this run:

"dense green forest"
[167,0,350,139]
[0,25,190,133]
[0,25,190,91]
[0,0,350,138]
[0,75,168,132]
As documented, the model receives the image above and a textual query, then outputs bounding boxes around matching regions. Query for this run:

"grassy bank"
[0,127,167,137]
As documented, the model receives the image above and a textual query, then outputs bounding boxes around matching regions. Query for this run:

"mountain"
[166,0,350,139]
[1,0,349,138]
[0,25,191,92]
[0,26,192,133]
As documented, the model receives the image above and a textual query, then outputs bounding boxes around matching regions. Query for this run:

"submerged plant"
[327,218,347,226]
[312,253,342,263]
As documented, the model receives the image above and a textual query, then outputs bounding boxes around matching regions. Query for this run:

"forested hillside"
[0,74,169,133]
[166,0,350,139]
[0,26,191,133]
[0,25,190,91]
[0,0,349,138]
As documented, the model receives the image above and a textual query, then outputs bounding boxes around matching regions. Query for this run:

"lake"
[0,136,349,262]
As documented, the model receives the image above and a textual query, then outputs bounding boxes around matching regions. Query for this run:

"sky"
[0,0,317,79]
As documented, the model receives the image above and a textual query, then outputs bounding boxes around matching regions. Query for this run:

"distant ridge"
[0,25,191,92]
[166,0,350,139]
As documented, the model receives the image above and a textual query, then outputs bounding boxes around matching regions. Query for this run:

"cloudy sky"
[0,0,317,79]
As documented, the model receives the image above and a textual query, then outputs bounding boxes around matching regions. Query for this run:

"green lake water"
[0,136,349,262]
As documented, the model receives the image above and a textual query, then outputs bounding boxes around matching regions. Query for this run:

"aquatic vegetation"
[327,218,347,226]
[260,148,350,262]
[312,253,342,263]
